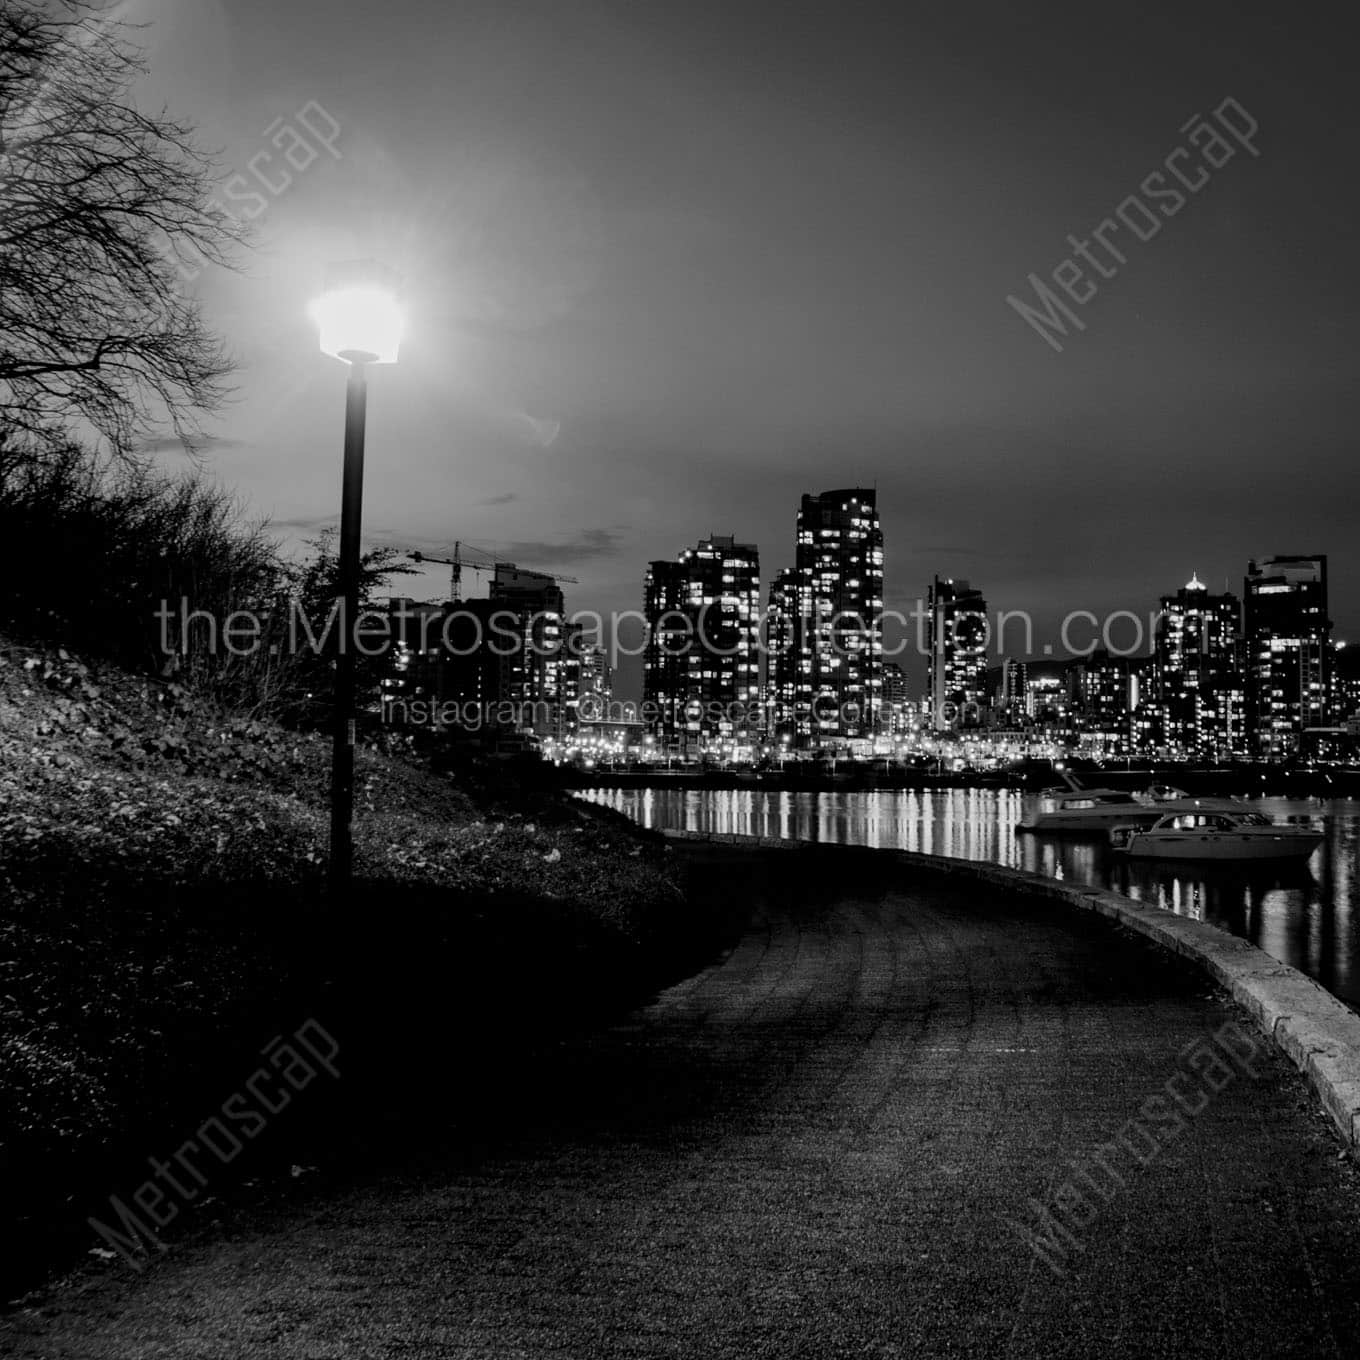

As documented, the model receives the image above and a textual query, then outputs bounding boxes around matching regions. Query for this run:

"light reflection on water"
[579,787,1360,1011]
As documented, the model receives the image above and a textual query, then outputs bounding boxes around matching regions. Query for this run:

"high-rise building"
[998,658,1029,723]
[1244,555,1331,759]
[580,643,612,700]
[431,598,504,720]
[927,577,988,730]
[643,536,761,748]
[680,534,761,743]
[1068,648,1137,754]
[381,597,447,720]
[1025,668,1069,727]
[1153,573,1243,760]
[550,622,619,740]
[765,567,804,742]
[642,560,688,746]
[1331,641,1360,726]
[882,661,911,737]
[488,564,567,738]
[406,593,552,740]
[556,620,585,738]
[788,488,884,746]
[383,576,571,741]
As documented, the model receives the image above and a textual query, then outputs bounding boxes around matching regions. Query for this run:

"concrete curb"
[664,828,1360,1153]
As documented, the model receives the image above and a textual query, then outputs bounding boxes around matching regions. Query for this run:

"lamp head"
[310,259,404,365]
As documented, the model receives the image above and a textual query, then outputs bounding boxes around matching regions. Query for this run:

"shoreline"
[560,766,1360,798]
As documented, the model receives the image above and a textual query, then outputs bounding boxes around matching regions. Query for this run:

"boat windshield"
[1163,813,1242,831]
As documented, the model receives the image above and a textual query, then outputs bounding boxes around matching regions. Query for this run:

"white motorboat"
[1144,784,1250,815]
[1018,774,1249,835]
[1109,810,1323,861]
[1018,787,1162,834]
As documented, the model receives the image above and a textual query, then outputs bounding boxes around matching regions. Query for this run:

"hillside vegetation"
[0,632,685,1178]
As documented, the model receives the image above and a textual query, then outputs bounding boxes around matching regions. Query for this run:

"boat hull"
[1112,832,1322,861]
[1018,808,1164,835]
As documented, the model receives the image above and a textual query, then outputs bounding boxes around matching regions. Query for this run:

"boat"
[1144,784,1249,814]
[1017,773,1248,835]
[1109,810,1323,861]
[1017,787,1163,834]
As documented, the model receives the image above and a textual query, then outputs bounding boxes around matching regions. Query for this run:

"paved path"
[7,855,1360,1358]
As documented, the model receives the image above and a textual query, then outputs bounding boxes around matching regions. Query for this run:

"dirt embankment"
[0,635,702,1289]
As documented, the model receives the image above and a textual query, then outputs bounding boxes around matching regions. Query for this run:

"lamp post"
[309,261,404,897]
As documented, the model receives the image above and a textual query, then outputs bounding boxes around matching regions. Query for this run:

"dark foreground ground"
[6,847,1360,1359]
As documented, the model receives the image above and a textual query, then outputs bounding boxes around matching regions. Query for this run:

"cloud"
[494,528,623,567]
[133,433,242,455]
[272,514,336,533]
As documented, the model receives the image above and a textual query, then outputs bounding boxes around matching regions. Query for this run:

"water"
[578,786,1360,1011]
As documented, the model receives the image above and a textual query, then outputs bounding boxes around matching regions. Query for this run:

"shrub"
[0,431,408,722]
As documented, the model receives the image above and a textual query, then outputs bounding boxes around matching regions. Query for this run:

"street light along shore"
[309,260,404,896]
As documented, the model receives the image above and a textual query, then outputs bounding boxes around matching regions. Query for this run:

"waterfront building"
[883,661,911,738]
[679,534,761,746]
[488,564,568,739]
[643,535,761,749]
[927,577,988,730]
[642,560,688,748]
[581,643,613,701]
[765,566,804,743]
[1332,641,1360,725]
[1025,671,1070,729]
[1129,655,1162,754]
[1153,573,1244,760]
[381,597,446,710]
[990,658,1034,730]
[382,565,574,742]
[778,488,884,747]
[424,597,518,733]
[1067,648,1137,756]
[999,658,1029,715]
[555,621,587,739]
[1244,555,1332,759]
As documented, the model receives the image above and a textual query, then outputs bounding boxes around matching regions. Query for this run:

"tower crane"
[408,540,579,602]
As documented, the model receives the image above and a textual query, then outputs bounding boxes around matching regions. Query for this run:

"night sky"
[134,0,1359,689]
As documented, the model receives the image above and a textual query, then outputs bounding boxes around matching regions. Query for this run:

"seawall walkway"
[5,845,1360,1358]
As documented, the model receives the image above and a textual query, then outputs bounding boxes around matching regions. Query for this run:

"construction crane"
[408,540,579,602]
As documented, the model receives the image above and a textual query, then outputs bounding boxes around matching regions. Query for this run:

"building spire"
[1186,571,1206,591]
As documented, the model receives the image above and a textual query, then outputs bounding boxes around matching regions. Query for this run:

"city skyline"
[117,0,1360,652]
[379,479,1355,764]
[427,521,1353,698]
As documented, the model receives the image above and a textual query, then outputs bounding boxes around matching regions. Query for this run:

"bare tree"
[0,0,240,456]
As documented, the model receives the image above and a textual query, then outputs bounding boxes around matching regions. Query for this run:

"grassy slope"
[0,635,687,1182]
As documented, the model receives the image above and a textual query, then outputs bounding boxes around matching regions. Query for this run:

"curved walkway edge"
[663,828,1360,1154]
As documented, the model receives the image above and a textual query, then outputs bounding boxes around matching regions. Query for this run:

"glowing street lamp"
[311,262,404,365]
[309,260,404,896]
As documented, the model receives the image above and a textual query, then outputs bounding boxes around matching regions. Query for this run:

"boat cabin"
[1156,812,1270,832]
[1054,791,1142,810]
